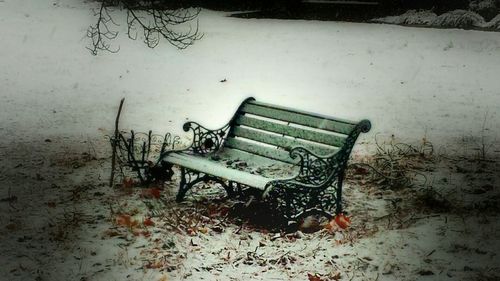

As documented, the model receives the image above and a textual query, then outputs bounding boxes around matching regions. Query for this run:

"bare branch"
[87,0,202,55]
[87,1,120,55]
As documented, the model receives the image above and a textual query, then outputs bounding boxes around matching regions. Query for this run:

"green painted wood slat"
[224,138,299,165]
[234,115,346,147]
[241,101,356,135]
[248,100,358,125]
[231,126,338,156]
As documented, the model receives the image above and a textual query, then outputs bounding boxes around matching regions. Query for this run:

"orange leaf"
[122,177,134,189]
[334,213,351,229]
[145,260,164,269]
[324,219,339,233]
[187,228,197,236]
[150,188,161,199]
[141,188,161,199]
[115,214,131,226]
[307,273,324,281]
[130,220,139,228]
[115,214,139,228]
[143,217,155,227]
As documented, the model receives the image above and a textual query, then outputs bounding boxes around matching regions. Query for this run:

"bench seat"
[164,148,299,189]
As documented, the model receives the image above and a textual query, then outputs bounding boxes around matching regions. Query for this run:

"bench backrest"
[224,98,358,164]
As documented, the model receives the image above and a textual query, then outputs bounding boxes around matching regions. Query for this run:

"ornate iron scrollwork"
[290,147,339,186]
[182,121,231,155]
[112,130,181,184]
[265,181,338,221]
[176,167,236,202]
[263,119,372,220]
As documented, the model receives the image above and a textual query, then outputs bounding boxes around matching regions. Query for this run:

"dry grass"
[348,135,434,190]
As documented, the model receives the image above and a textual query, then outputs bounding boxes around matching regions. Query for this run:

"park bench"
[159,97,371,221]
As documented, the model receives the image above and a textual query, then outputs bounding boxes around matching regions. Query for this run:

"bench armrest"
[181,121,231,155]
[289,119,370,184]
[262,119,371,217]
[288,146,343,186]
[267,119,372,189]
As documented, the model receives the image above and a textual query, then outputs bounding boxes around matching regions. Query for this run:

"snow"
[1,0,500,151]
[432,10,486,28]
[1,0,500,280]
[371,10,438,26]
[485,13,500,28]
[373,8,500,30]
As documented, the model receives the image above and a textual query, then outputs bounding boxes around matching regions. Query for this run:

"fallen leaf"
[187,228,197,236]
[198,227,209,234]
[307,273,324,281]
[150,188,161,198]
[324,219,340,233]
[115,214,131,226]
[115,214,139,228]
[132,229,151,237]
[145,260,164,269]
[141,188,161,199]
[334,213,351,229]
[122,177,134,189]
[143,217,155,227]
[47,202,56,208]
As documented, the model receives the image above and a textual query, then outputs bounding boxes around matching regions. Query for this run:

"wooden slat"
[235,115,346,147]
[250,100,358,125]
[224,138,299,164]
[232,126,338,156]
[164,152,271,189]
[240,101,356,135]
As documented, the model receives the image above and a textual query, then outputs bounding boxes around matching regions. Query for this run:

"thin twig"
[110,98,125,187]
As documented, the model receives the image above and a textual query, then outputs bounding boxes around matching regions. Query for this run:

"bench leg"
[226,181,240,198]
[176,167,237,202]
[176,167,204,202]
[265,182,341,224]
[335,171,344,215]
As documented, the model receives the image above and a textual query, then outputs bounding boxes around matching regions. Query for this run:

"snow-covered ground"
[2,0,500,149]
[1,0,499,280]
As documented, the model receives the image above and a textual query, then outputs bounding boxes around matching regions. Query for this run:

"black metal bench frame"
[160,97,371,221]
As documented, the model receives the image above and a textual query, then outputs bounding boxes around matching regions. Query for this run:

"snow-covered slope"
[1,0,499,155]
